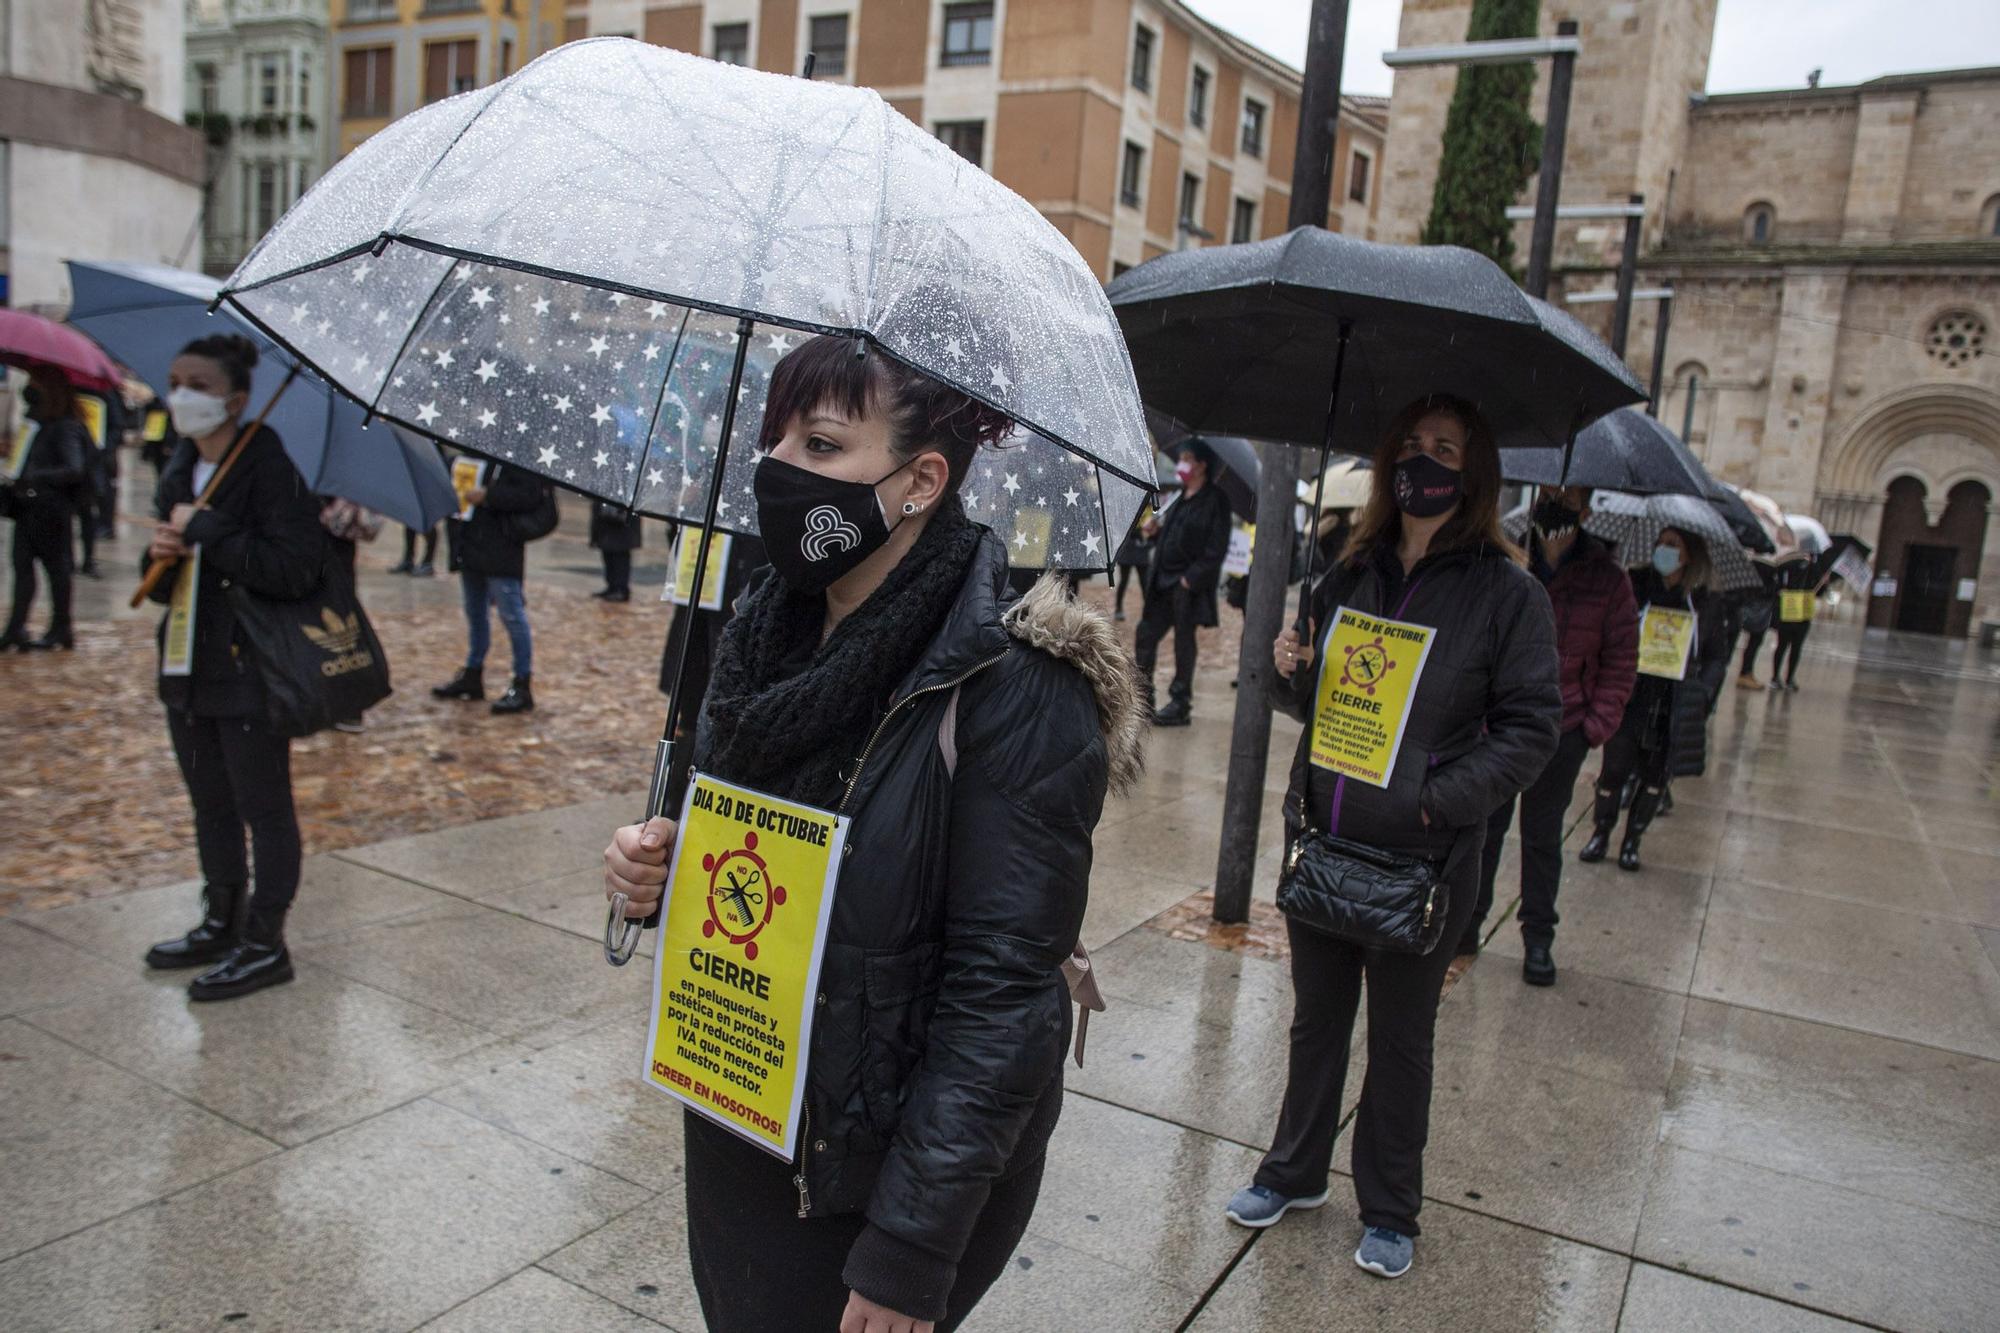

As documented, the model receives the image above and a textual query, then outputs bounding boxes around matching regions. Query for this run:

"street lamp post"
[1384,20,1583,301]
[1212,0,1348,926]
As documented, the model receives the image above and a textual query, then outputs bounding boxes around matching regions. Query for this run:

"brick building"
[1379,0,2000,637]
[559,0,1388,278]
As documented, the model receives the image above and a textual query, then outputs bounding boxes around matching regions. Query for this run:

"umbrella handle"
[127,366,300,609]
[604,739,674,967]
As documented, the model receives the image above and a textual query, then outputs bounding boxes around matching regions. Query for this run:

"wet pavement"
[2,492,1998,1328]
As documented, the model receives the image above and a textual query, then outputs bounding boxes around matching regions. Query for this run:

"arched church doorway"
[1870,477,1991,637]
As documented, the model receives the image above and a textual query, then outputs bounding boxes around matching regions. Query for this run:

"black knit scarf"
[701,498,985,809]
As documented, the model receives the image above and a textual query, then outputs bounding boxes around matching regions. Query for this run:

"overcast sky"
[1181,0,2000,97]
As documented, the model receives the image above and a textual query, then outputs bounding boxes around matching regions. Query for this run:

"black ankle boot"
[26,626,74,650]
[189,916,293,1002]
[1151,692,1191,727]
[431,666,484,700]
[490,675,535,714]
[144,885,244,970]
[1578,785,1620,863]
[1618,787,1663,872]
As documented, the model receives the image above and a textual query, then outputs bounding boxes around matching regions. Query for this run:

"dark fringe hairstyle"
[760,335,1013,491]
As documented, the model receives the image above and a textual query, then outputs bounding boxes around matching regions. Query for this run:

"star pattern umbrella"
[1575,492,1765,593]
[65,260,457,529]
[221,38,1151,575]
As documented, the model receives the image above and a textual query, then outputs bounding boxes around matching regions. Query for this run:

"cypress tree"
[1420,0,1544,276]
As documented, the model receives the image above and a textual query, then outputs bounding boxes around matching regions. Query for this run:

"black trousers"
[6,514,74,638]
[402,524,438,565]
[685,1112,1044,1332]
[1739,628,1765,676]
[166,708,302,936]
[1772,622,1810,684]
[1596,720,1668,800]
[1114,563,1139,612]
[602,548,631,594]
[1132,580,1198,700]
[1255,836,1480,1237]
[1469,725,1591,950]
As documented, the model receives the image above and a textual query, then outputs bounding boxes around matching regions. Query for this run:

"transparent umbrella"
[219,38,1153,960]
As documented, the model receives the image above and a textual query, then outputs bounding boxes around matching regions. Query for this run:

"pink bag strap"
[936,685,1105,1067]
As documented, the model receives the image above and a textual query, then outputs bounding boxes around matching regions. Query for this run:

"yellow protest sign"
[1309,607,1435,787]
[1778,590,1816,623]
[644,771,849,1160]
[451,457,486,519]
[1636,605,1697,680]
[143,408,170,443]
[77,395,108,449]
[3,421,35,481]
[161,549,201,677]
[666,525,732,610]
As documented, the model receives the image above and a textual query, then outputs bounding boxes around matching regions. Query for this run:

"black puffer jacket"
[7,417,89,519]
[1274,541,1561,860]
[1149,481,1232,626]
[446,462,545,579]
[691,532,1145,1318]
[149,430,327,716]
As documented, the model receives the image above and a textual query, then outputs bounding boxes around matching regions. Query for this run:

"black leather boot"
[1151,688,1192,727]
[189,916,293,1002]
[431,666,484,700]
[1618,787,1663,872]
[1577,786,1620,863]
[1522,942,1556,987]
[144,884,244,970]
[490,675,535,714]
[26,626,74,650]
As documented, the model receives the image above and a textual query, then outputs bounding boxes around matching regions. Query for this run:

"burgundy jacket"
[1539,531,1639,746]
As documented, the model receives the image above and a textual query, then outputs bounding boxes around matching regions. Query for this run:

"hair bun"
[228,335,260,372]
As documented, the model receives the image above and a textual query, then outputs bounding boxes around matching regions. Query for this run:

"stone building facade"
[1378,0,2000,636]
[561,0,1387,278]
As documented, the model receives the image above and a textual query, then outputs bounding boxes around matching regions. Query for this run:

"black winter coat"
[1149,482,1232,626]
[7,417,89,522]
[1617,567,1732,778]
[690,532,1144,1316]
[589,501,643,552]
[150,430,327,716]
[446,462,544,579]
[1274,542,1561,868]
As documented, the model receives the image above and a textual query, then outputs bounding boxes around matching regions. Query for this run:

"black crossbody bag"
[1273,565,1449,956]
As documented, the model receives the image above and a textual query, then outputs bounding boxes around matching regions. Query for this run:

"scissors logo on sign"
[701,833,787,961]
[1341,636,1396,696]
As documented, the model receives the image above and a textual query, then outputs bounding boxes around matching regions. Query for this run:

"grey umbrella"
[1501,407,1716,497]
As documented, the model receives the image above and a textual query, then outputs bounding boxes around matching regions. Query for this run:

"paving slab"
[337,791,644,898]
[419,1266,679,1332]
[478,864,660,960]
[0,918,146,1019]
[1436,963,1686,1093]
[1691,880,2000,1060]
[962,1230,1201,1332]
[1480,861,1710,993]
[1190,1196,1630,1330]
[1617,1263,1870,1331]
[1635,1142,2000,1331]
[0,1098,651,1333]
[540,1184,703,1333]
[0,1020,277,1262]
[27,960,510,1145]
[307,897,648,1047]
[1714,813,1964,919]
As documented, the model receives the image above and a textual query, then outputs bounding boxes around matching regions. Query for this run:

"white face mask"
[168,386,232,439]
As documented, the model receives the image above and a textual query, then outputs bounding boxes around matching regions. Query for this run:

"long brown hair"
[1340,394,1523,566]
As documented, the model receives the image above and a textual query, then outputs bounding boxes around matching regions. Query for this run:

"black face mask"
[21,386,46,421]
[753,454,914,593]
[1392,452,1463,518]
[1532,495,1582,540]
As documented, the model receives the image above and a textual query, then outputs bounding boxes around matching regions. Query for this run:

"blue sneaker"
[1224,1183,1329,1229]
[1354,1226,1414,1278]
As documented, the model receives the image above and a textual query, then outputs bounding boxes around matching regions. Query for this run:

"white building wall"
[7,142,203,308]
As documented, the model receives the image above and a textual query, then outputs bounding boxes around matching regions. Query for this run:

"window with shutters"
[1190,65,1210,128]
[1120,141,1145,209]
[1348,150,1371,203]
[1231,197,1256,244]
[1179,173,1201,230]
[424,39,478,103]
[1241,98,1266,157]
[344,47,392,119]
[1131,24,1154,92]
[936,121,985,168]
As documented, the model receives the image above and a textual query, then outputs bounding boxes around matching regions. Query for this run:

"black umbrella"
[1709,485,1777,555]
[1108,227,1646,458]
[1502,407,1716,497]
[1156,433,1260,523]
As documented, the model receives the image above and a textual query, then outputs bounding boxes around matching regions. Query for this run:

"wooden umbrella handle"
[128,367,299,609]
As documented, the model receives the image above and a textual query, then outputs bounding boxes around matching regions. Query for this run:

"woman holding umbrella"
[1580,526,1730,870]
[1227,394,1561,1280]
[2,366,91,650]
[140,334,326,1000]
[605,336,1144,1333]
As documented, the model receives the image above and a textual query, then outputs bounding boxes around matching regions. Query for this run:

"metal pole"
[1609,192,1643,357]
[1523,19,1578,300]
[1212,0,1348,926]
[1647,294,1674,417]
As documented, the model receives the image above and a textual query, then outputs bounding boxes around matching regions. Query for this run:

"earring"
[903,501,921,515]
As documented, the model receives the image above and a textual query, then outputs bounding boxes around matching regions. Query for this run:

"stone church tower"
[1379,2,2000,637]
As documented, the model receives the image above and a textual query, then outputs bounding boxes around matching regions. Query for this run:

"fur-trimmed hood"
[1002,573,1147,796]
